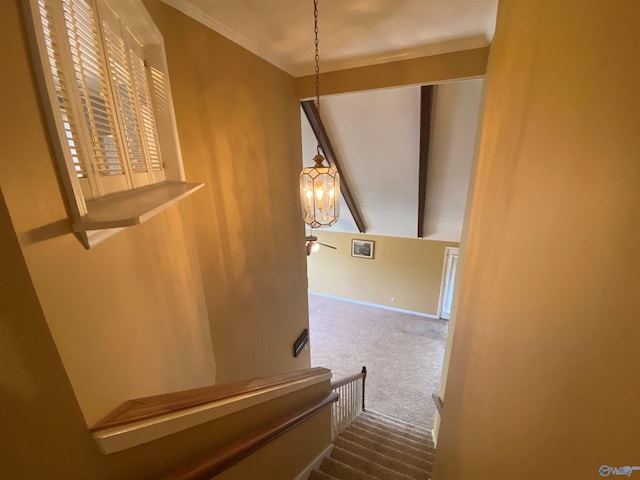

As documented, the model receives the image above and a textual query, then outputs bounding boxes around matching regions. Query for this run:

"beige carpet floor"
[308,294,448,428]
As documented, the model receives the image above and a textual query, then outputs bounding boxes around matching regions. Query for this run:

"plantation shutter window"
[65,0,131,195]
[130,44,166,182]
[36,0,96,199]
[98,0,166,187]
[100,1,151,188]
[25,0,201,248]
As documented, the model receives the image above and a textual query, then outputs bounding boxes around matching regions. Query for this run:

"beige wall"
[308,231,458,316]
[0,0,309,426]
[434,0,640,479]
[294,47,489,98]
[424,79,484,241]
[0,0,331,476]
[145,0,310,386]
[0,195,330,478]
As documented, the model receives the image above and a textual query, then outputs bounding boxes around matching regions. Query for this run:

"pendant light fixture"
[300,0,340,228]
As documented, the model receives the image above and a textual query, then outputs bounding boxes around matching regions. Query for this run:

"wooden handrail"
[164,392,339,480]
[432,393,444,416]
[92,367,330,432]
[330,366,367,390]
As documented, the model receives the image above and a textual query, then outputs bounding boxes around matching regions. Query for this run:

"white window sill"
[73,181,204,248]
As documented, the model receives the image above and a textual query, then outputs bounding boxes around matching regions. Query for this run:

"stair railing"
[330,366,367,439]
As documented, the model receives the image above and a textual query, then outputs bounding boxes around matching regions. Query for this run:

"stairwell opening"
[307,293,448,430]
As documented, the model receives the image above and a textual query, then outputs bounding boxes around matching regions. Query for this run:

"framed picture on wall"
[351,239,375,259]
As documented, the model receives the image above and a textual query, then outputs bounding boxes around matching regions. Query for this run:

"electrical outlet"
[390,296,395,303]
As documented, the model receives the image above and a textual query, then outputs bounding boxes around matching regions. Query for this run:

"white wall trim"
[93,371,331,454]
[309,292,439,319]
[160,0,295,75]
[294,444,333,480]
[437,246,460,319]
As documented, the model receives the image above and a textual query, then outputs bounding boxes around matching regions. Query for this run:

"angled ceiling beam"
[418,85,435,238]
[301,100,367,233]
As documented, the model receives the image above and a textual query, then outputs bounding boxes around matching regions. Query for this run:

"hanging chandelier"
[300,0,340,228]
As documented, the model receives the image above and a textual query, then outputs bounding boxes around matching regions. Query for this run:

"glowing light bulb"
[311,243,320,253]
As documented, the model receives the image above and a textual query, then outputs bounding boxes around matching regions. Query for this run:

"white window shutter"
[130,43,163,173]
[146,62,172,183]
[63,0,131,196]
[37,0,96,199]
[148,65,170,123]
[26,0,201,246]
[102,19,148,174]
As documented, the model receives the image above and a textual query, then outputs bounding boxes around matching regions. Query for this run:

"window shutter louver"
[149,66,170,125]
[131,50,163,172]
[38,0,89,180]
[101,18,149,175]
[148,64,171,182]
[63,0,126,179]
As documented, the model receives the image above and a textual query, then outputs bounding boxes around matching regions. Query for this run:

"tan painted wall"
[433,0,640,479]
[295,47,489,98]
[1,0,331,476]
[144,0,310,386]
[0,0,309,426]
[0,194,330,478]
[307,231,458,316]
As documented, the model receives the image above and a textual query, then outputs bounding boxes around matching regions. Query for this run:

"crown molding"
[160,0,296,75]
[160,0,489,79]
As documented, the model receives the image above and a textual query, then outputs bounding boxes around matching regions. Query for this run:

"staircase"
[309,410,434,480]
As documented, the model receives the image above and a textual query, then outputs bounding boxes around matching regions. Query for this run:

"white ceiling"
[161,0,498,76]
[303,87,420,237]
[301,80,484,241]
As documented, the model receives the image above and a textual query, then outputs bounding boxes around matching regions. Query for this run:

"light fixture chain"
[314,0,321,155]
[301,0,339,230]
[314,0,320,113]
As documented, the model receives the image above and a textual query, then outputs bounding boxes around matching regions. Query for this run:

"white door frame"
[437,246,459,319]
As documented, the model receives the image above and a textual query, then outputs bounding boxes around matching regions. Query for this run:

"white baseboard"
[308,292,440,319]
[294,444,333,480]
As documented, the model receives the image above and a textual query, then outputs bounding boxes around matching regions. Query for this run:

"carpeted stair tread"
[331,446,418,480]
[357,413,433,442]
[363,411,432,436]
[348,421,433,450]
[334,437,431,480]
[352,418,434,448]
[309,470,340,480]
[341,429,433,471]
[362,410,431,435]
[309,412,435,480]
[346,424,434,458]
[319,457,379,480]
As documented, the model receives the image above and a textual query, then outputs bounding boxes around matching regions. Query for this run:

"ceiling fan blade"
[318,242,337,249]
